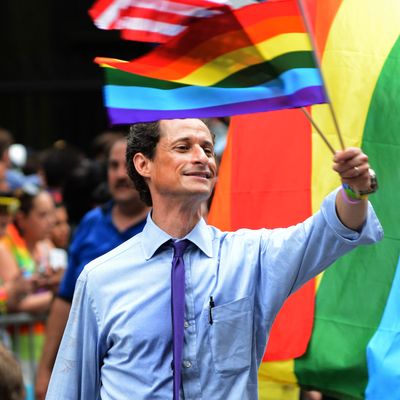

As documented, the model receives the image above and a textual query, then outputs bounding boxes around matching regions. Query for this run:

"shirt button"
[183,360,192,369]
[184,321,189,329]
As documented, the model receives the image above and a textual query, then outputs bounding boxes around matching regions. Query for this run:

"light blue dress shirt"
[46,190,383,400]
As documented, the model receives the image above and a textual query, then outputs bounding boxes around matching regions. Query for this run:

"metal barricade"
[0,313,47,400]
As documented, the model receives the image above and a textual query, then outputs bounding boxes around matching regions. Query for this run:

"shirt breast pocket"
[208,297,253,374]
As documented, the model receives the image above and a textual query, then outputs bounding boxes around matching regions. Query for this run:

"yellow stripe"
[258,360,299,399]
[176,33,312,86]
[311,0,400,215]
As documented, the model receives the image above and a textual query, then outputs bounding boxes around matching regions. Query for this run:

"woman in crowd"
[0,186,59,312]
[49,202,70,250]
[0,186,60,400]
[0,192,31,314]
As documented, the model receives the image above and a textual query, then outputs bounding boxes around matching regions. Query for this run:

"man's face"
[108,140,140,204]
[146,119,217,204]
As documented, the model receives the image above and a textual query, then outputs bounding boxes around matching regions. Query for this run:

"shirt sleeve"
[46,272,101,400]
[58,216,92,302]
[259,188,383,315]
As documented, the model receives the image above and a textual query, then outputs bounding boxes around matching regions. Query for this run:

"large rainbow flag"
[209,0,400,399]
[95,0,327,125]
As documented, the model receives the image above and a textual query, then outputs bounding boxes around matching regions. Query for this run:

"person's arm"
[0,242,52,313]
[0,242,21,281]
[0,274,32,312]
[333,147,375,231]
[45,274,100,400]
[15,291,53,314]
[35,297,71,400]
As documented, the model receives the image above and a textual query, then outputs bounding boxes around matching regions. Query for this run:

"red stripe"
[224,109,315,361]
[121,29,175,43]
[121,6,203,25]
[208,128,233,231]
[89,0,115,20]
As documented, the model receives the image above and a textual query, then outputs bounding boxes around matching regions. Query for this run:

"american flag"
[89,0,257,43]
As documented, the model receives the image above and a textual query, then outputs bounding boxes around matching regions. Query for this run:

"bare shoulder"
[0,241,20,280]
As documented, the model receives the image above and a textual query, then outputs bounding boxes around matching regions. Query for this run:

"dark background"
[0,0,152,154]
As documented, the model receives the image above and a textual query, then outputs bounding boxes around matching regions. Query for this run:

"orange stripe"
[315,0,343,54]
[208,128,232,230]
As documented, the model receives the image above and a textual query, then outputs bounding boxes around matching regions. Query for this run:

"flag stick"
[301,107,335,155]
[296,0,345,150]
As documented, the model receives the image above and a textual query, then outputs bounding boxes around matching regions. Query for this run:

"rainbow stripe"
[209,0,400,398]
[96,0,327,124]
[3,224,35,276]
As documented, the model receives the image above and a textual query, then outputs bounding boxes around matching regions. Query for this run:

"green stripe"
[216,51,316,87]
[105,68,185,90]
[104,51,316,89]
[295,36,400,400]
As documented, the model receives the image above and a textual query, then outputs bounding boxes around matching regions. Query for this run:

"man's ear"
[133,153,152,178]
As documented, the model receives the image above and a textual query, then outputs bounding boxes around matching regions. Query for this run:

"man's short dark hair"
[126,121,160,206]
[126,119,215,207]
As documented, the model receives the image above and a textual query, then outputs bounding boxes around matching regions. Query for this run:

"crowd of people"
[0,126,151,400]
[0,118,382,400]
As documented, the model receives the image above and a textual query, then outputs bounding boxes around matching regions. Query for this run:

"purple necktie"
[171,239,190,400]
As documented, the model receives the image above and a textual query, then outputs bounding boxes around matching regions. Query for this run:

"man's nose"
[192,146,208,163]
[116,163,128,177]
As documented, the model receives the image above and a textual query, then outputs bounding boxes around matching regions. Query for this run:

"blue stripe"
[366,256,400,399]
[104,68,323,110]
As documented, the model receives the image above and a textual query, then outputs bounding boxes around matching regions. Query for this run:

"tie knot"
[172,239,190,258]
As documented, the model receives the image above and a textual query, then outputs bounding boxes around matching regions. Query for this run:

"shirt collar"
[141,213,213,260]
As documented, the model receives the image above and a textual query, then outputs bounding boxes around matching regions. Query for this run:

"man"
[35,137,149,399]
[46,119,383,399]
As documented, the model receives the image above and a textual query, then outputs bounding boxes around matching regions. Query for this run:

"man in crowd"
[46,118,383,399]
[35,137,149,399]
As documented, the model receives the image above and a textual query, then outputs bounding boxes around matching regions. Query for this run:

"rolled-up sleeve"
[46,272,101,400]
[321,188,384,243]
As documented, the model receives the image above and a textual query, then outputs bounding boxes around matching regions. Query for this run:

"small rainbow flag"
[95,0,327,125]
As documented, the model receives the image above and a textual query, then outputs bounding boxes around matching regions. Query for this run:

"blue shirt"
[46,190,383,400]
[58,202,146,302]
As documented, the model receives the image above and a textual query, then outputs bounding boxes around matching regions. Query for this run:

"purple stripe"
[107,86,326,125]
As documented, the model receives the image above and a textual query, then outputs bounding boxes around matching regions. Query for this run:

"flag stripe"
[90,0,224,28]
[106,86,326,124]
[216,51,316,88]
[89,0,118,22]
[104,69,324,109]
[366,258,400,400]
[100,31,312,84]
[104,51,317,89]
[313,0,343,56]
[120,29,176,43]
[114,17,186,36]
[177,33,311,85]
[97,15,307,79]
[89,0,261,43]
[207,129,233,231]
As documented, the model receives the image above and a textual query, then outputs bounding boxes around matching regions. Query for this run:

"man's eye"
[176,145,189,151]
[204,148,214,156]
